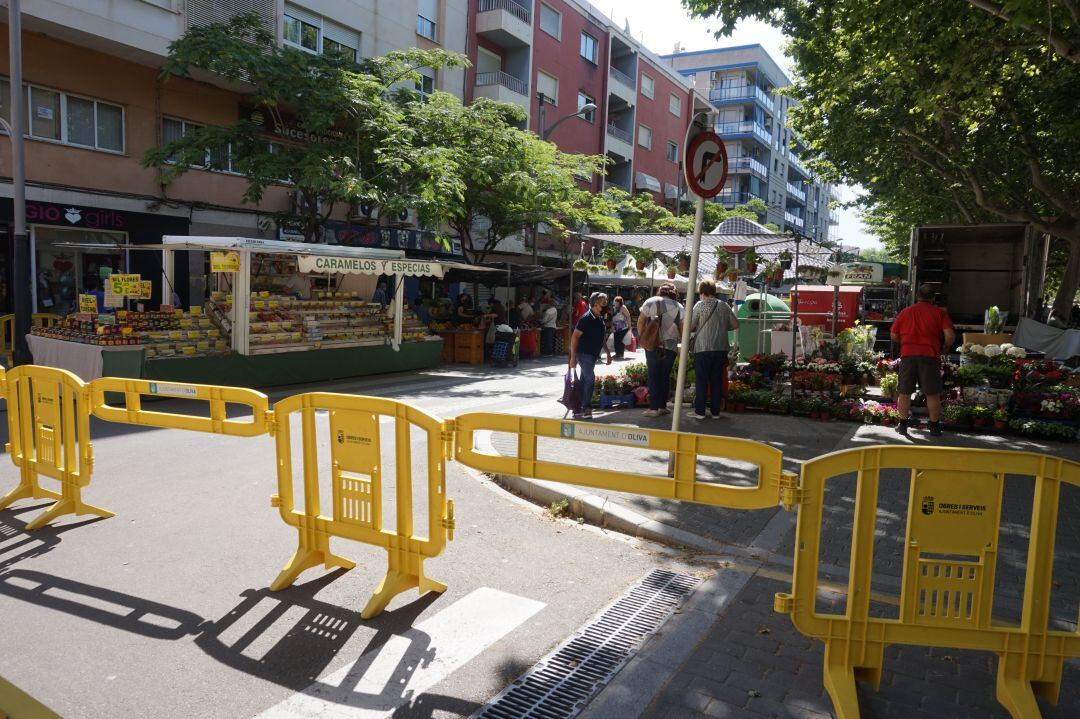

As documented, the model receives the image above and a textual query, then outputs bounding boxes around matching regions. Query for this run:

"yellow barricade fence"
[0,314,13,367]
[774,445,1080,719]
[0,365,112,531]
[453,413,796,510]
[0,674,62,719]
[89,377,270,437]
[269,392,454,619]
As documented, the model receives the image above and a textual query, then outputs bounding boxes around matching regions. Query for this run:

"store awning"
[161,236,404,258]
[664,183,683,201]
[634,172,662,193]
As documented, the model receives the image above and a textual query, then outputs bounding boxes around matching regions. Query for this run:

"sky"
[604,0,876,249]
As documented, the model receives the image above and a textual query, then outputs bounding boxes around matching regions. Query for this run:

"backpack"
[639,314,662,351]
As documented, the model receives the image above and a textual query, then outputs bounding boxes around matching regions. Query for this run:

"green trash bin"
[735,293,792,356]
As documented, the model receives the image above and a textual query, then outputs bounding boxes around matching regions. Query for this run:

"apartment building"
[664,45,839,242]
[0,0,468,312]
[465,0,714,258]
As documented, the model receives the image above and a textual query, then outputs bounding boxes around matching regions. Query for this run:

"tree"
[142,13,468,243]
[859,244,902,262]
[682,0,1080,316]
[963,0,1079,63]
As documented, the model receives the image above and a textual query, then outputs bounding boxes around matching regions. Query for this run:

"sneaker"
[896,422,909,437]
[643,409,660,418]
[710,413,722,419]
[572,411,586,419]
[929,421,942,437]
[693,412,709,420]
[582,409,593,419]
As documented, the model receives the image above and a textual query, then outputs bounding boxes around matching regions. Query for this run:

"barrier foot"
[822,647,863,719]
[0,483,58,513]
[361,567,447,620]
[996,663,1045,719]
[270,546,356,592]
[24,497,114,531]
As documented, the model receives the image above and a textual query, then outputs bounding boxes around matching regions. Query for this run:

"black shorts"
[897,356,943,395]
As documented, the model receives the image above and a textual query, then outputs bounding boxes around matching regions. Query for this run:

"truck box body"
[909,223,1047,328]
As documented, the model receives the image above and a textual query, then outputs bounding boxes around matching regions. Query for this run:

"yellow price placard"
[78,294,99,314]
[210,251,241,273]
[108,274,141,296]
[180,319,193,328]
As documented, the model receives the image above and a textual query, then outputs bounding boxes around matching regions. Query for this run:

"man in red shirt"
[890,284,956,437]
[571,293,587,326]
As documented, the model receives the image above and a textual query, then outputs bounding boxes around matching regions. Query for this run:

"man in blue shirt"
[569,292,613,419]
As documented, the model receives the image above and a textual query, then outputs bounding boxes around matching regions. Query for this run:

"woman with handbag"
[610,296,632,359]
[690,280,739,419]
[636,283,684,418]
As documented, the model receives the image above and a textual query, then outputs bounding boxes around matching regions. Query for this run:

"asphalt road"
[0,356,700,718]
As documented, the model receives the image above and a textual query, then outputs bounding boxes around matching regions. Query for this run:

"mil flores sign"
[297,255,445,278]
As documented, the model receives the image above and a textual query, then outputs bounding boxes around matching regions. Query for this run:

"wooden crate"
[454,331,484,364]
[438,333,455,363]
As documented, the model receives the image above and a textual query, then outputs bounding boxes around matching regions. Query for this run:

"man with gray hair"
[890,283,956,437]
[569,291,613,419]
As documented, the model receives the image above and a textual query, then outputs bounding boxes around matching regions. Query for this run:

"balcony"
[605,123,634,160]
[727,155,768,179]
[788,150,810,176]
[715,120,772,146]
[708,84,774,113]
[829,210,840,225]
[475,71,530,112]
[785,211,805,229]
[608,66,636,105]
[605,179,631,194]
[786,182,806,203]
[715,190,763,206]
[476,0,533,48]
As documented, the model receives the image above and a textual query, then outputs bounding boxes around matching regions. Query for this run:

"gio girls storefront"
[0,199,189,315]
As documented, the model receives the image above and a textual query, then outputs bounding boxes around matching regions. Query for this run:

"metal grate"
[473,569,700,719]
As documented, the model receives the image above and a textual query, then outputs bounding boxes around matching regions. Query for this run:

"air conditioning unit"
[347,201,379,222]
[391,208,416,227]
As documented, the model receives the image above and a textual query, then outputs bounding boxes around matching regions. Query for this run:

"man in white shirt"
[540,301,559,356]
[637,283,684,417]
[517,296,535,323]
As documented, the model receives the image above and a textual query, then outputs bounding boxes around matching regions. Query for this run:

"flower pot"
[780,259,792,270]
[635,260,645,270]
[809,411,820,420]
[727,271,739,281]
[716,262,729,275]
[606,259,616,270]
[974,418,989,428]
[678,258,690,273]
[746,262,758,274]
[666,270,676,279]
[994,420,1008,431]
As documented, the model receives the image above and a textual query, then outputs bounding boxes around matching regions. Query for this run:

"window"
[416,71,436,99]
[417,0,438,41]
[537,71,559,105]
[580,32,598,63]
[162,117,207,169]
[0,78,123,152]
[637,124,652,149]
[539,4,561,39]
[668,93,681,116]
[284,6,360,61]
[577,92,595,123]
[666,140,678,163]
[640,74,654,99]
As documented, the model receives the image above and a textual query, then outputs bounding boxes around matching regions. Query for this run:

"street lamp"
[533,94,598,264]
[6,0,28,366]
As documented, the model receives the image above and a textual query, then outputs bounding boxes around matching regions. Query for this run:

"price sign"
[136,281,153,300]
[78,294,99,314]
[210,251,241,273]
[108,274,141,296]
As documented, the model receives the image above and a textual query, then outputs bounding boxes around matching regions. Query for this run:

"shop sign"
[297,255,445,278]
[560,422,651,447]
[210,251,241,273]
[245,106,347,144]
[839,262,884,285]
[27,201,126,230]
[78,294,99,314]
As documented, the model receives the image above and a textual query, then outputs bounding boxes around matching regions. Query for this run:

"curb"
[475,430,729,554]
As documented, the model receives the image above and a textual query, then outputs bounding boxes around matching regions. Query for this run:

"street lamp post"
[533,92,597,264]
[7,0,28,365]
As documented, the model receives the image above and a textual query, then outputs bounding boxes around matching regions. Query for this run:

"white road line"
[256,587,546,719]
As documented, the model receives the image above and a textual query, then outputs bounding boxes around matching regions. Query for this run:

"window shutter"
[323,19,360,51]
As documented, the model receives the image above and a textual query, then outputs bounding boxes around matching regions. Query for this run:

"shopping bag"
[559,369,583,414]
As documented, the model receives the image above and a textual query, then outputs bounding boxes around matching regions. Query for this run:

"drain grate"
[473,568,701,719]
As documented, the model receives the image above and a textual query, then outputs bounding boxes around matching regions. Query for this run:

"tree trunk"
[1051,239,1080,322]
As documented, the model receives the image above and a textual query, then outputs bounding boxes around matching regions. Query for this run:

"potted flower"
[601,244,622,270]
[941,404,972,429]
[1040,397,1064,418]
[674,250,691,274]
[985,305,1004,335]
[635,269,647,279]
[588,264,604,274]
[971,405,993,428]
[665,263,678,279]
[993,407,1009,431]
[777,249,793,270]
[764,262,784,283]
[743,248,759,274]
[631,247,655,270]
[572,258,589,271]
[622,266,635,275]
[726,267,739,281]
[880,372,899,400]
[714,247,731,276]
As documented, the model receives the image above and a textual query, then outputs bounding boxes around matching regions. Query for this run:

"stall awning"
[635,172,662,193]
[161,236,404,258]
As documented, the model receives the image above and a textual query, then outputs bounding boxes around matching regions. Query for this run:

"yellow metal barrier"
[0,674,62,719]
[0,365,112,531]
[775,446,1080,719]
[89,377,270,437]
[454,413,795,510]
[269,392,454,619]
[0,314,12,367]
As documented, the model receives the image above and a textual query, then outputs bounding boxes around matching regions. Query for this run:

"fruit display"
[31,308,229,358]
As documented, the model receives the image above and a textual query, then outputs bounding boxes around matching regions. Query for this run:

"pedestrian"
[690,280,739,419]
[890,283,956,437]
[372,280,389,306]
[454,292,475,325]
[637,283,684,417]
[540,299,558,356]
[610,295,632,359]
[571,292,587,326]
[569,292,613,419]
[517,295,535,324]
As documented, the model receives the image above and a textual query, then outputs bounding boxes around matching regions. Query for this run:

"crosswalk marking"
[256,587,546,718]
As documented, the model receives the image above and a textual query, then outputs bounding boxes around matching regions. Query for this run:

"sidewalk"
[485,407,1080,718]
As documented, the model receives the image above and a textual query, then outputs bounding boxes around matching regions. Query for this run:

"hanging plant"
[777,249,793,270]
[622,266,635,275]
[765,263,784,283]
[674,250,691,273]
[665,264,678,279]
[714,247,730,275]
[631,247,655,270]
[572,258,589,270]
[588,264,604,274]
[743,247,758,274]
[601,244,622,270]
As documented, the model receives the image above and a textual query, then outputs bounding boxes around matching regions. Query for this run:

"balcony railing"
[475,70,528,96]
[609,66,635,89]
[606,123,632,144]
[708,84,774,111]
[785,211,805,228]
[788,150,810,175]
[715,120,772,146]
[727,156,768,178]
[478,0,532,23]
[786,182,806,202]
[606,179,631,194]
[715,190,764,205]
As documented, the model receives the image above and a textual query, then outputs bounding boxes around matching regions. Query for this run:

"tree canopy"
[682,0,1080,311]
